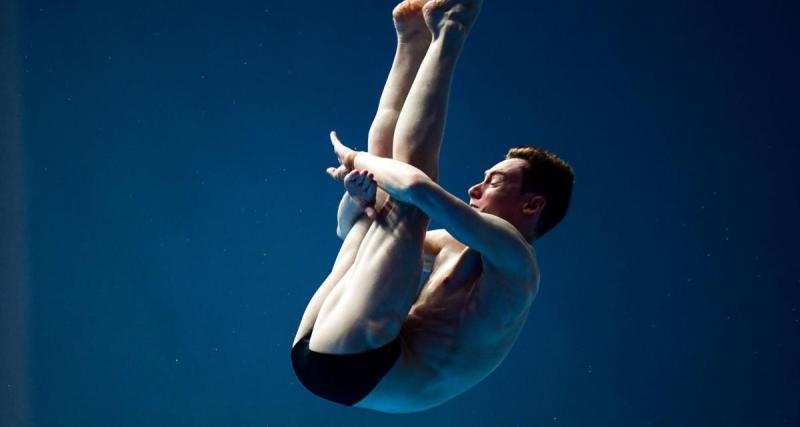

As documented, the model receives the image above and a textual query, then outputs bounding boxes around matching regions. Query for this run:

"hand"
[326,163,350,182]
[325,131,378,219]
[326,131,357,178]
[343,169,378,220]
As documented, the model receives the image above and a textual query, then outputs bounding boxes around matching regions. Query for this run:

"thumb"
[326,167,339,180]
[365,206,377,220]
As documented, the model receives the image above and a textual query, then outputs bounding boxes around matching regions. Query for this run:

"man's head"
[468,146,574,241]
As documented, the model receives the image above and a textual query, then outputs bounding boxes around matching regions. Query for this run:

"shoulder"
[478,215,539,278]
[465,246,538,334]
[478,232,540,305]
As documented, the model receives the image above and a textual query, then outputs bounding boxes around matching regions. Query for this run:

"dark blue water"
[6,0,799,425]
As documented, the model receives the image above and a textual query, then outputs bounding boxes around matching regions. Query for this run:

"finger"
[357,172,367,188]
[336,165,350,181]
[344,169,358,181]
[337,166,350,181]
[330,131,345,152]
[326,167,339,180]
[330,131,345,162]
[365,206,377,220]
[366,179,377,194]
[329,131,356,163]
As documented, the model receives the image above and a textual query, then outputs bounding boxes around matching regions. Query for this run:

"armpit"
[423,252,436,273]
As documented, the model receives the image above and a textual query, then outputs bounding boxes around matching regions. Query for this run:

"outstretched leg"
[309,0,483,355]
[369,0,433,159]
[293,0,432,346]
[392,0,482,182]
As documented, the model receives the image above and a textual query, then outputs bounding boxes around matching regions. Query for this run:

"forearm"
[350,152,422,203]
[336,192,363,239]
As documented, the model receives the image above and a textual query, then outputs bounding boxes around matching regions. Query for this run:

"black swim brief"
[291,332,402,406]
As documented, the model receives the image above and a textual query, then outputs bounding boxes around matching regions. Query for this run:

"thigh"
[292,214,374,346]
[309,198,430,353]
[353,197,430,282]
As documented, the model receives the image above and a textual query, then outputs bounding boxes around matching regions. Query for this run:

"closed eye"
[485,172,507,186]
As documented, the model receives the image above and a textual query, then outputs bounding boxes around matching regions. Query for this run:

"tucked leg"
[309,0,483,355]
[293,0,432,347]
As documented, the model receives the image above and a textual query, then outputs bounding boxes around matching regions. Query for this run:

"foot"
[343,170,378,219]
[422,0,483,38]
[393,0,432,45]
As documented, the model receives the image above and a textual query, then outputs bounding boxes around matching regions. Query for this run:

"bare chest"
[369,242,533,410]
[395,244,526,394]
[411,245,482,320]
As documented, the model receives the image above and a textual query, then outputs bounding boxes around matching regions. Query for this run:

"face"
[468,158,530,221]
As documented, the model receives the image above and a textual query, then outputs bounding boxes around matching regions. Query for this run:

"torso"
[356,229,539,413]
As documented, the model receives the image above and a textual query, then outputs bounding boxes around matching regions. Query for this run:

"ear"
[522,194,545,215]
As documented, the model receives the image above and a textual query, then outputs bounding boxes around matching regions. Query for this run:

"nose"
[468,182,482,200]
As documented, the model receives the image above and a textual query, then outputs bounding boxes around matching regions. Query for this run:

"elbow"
[404,172,432,205]
[380,164,431,205]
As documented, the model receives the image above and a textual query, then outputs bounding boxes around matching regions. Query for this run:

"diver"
[291,0,574,413]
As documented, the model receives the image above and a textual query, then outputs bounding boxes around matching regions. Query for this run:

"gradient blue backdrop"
[16,0,800,425]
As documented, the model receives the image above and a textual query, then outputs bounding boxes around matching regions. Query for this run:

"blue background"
[13,0,800,425]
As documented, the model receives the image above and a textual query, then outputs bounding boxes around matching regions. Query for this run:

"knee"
[382,199,430,232]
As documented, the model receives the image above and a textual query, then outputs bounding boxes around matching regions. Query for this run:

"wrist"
[345,151,358,170]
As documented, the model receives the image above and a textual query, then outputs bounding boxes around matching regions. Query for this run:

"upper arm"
[422,229,448,273]
[410,177,536,277]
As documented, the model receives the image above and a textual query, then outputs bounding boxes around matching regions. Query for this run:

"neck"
[513,221,536,244]
[524,232,536,245]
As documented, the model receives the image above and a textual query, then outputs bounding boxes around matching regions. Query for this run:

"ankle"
[396,31,432,48]
[435,19,470,39]
[430,27,467,52]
